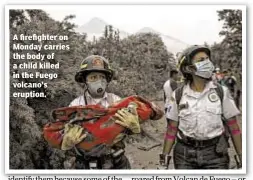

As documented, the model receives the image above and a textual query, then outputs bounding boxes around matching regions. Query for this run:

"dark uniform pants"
[173,141,229,169]
[113,154,131,169]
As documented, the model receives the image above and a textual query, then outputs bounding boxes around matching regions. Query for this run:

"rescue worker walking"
[61,55,141,169]
[163,69,179,113]
[160,45,242,169]
[223,69,239,108]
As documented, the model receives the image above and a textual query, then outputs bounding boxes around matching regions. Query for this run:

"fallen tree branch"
[137,143,161,151]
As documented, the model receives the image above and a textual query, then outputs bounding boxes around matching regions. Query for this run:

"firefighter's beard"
[86,79,107,98]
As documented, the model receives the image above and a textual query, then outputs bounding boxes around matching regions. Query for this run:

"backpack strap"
[170,80,178,91]
[213,83,230,143]
[163,90,166,103]
[214,82,224,104]
[213,83,226,122]
[175,85,184,106]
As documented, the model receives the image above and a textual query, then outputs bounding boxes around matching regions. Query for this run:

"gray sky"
[43,5,238,45]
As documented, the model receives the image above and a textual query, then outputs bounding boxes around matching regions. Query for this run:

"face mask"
[194,59,214,79]
[86,79,107,98]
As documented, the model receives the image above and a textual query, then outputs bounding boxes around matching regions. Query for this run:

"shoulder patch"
[208,92,219,102]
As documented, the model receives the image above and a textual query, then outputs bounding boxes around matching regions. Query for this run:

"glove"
[114,105,141,134]
[61,123,87,150]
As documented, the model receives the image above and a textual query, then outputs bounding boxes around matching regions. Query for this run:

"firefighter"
[223,69,239,107]
[160,45,242,169]
[61,55,140,169]
[163,69,179,113]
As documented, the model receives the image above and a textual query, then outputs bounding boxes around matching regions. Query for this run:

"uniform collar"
[85,91,108,101]
[185,81,216,98]
[205,81,217,90]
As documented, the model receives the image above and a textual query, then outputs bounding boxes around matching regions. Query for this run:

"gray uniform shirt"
[166,81,240,140]
[69,92,121,108]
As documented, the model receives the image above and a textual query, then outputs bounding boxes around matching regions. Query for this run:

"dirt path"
[124,101,241,169]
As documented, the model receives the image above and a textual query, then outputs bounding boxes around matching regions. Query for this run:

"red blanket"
[43,96,163,151]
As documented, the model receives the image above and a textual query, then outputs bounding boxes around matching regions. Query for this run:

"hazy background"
[44,5,227,54]
[8,6,243,169]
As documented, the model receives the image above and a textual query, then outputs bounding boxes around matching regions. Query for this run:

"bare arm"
[162,120,179,154]
[226,117,242,162]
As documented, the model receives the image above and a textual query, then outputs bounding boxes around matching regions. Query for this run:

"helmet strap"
[184,65,196,75]
[83,88,88,105]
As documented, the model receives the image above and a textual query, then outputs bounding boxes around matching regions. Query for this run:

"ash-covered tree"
[9,9,88,169]
[211,9,242,71]
[9,9,175,169]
